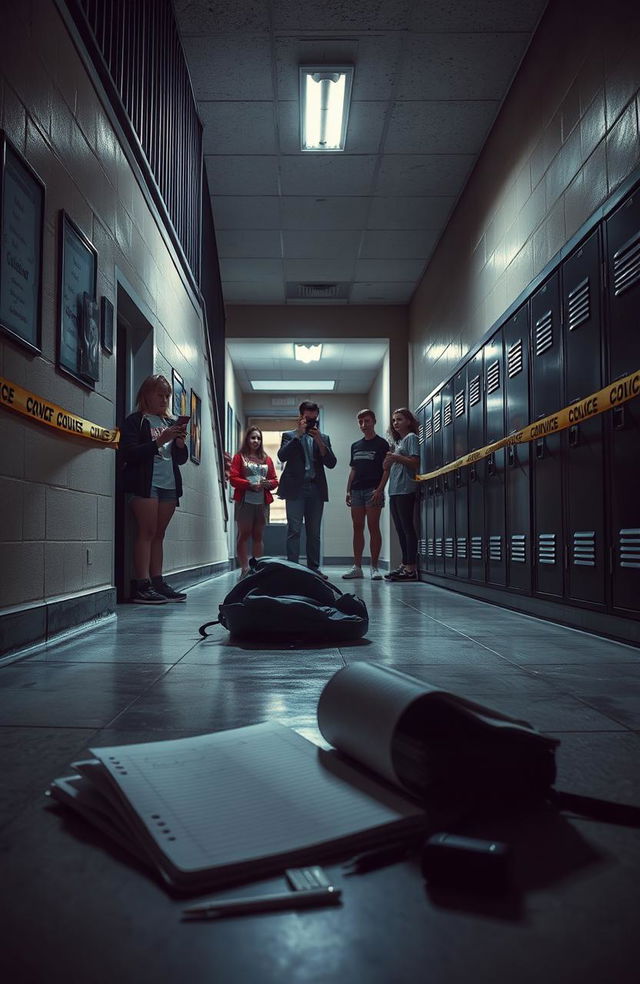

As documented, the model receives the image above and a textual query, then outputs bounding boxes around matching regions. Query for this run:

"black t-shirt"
[349,435,390,490]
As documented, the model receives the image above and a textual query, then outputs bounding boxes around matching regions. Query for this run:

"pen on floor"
[182,886,342,920]
[343,837,423,875]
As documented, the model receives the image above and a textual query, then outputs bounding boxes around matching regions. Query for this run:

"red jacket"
[229,453,278,504]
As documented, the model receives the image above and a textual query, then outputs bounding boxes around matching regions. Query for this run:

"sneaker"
[153,579,187,602]
[384,566,405,580]
[132,583,169,604]
[309,568,329,580]
[237,568,250,582]
[371,568,383,580]
[342,565,363,580]
[387,568,418,582]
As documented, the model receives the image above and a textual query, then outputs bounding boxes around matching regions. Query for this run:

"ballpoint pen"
[182,886,342,920]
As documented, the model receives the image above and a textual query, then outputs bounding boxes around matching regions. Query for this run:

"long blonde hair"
[135,374,172,415]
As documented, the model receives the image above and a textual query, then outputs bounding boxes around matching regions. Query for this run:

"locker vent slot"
[535,311,553,356]
[489,535,502,561]
[510,534,526,563]
[469,375,481,406]
[428,538,434,557]
[419,538,427,554]
[456,537,468,559]
[619,528,640,568]
[433,409,442,433]
[486,359,501,394]
[572,530,596,566]
[567,276,590,331]
[435,537,443,557]
[507,339,523,377]
[445,538,455,558]
[538,532,557,565]
[613,232,640,296]
[418,424,424,445]
[454,389,465,417]
[443,401,453,427]
[425,418,433,439]
[471,536,483,560]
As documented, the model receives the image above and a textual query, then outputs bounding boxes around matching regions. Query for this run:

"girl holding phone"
[229,427,278,579]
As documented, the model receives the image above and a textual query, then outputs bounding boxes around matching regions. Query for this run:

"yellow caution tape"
[415,368,640,482]
[0,375,120,447]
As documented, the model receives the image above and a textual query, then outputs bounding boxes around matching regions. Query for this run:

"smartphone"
[176,415,190,425]
[305,419,318,430]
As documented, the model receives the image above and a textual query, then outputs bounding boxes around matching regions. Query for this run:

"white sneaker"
[342,565,363,579]
[371,568,383,580]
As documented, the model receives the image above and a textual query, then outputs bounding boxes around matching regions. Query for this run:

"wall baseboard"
[419,572,640,648]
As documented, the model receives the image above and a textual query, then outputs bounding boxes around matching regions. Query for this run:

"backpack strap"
[198,619,221,638]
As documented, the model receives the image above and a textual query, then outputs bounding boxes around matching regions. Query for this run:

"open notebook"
[49,662,557,894]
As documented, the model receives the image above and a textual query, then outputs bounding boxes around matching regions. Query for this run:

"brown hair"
[299,400,319,414]
[135,374,172,415]
[388,407,420,442]
[239,426,266,460]
[357,408,376,423]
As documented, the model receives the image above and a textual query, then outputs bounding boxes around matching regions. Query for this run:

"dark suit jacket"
[277,429,337,501]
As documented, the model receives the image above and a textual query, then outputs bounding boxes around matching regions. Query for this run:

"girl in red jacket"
[229,427,278,579]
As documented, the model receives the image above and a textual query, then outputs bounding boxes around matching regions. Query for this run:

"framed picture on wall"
[57,211,98,386]
[190,389,201,465]
[100,296,114,353]
[0,131,45,354]
[172,368,187,417]
[79,292,99,381]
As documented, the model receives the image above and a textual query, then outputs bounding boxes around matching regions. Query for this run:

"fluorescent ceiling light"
[300,66,354,152]
[294,343,323,363]
[251,380,335,392]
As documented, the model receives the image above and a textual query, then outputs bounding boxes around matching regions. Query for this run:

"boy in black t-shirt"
[343,409,390,580]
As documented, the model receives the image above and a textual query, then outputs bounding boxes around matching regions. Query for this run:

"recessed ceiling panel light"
[294,344,323,363]
[251,380,336,392]
[299,66,354,152]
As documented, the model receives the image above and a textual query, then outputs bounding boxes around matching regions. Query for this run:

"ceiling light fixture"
[294,343,323,363]
[299,66,354,152]
[251,380,335,392]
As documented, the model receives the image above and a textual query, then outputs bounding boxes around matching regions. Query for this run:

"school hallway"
[1,569,639,983]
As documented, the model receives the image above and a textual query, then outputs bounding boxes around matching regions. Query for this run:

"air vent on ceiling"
[286,282,350,300]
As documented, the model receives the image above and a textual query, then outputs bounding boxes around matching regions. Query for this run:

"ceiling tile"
[355,257,426,280]
[180,37,273,99]
[174,1,271,34]
[280,155,378,196]
[409,0,548,32]
[360,230,439,258]
[221,282,286,303]
[350,282,416,303]
[283,230,362,258]
[284,257,356,281]
[281,196,370,230]
[271,0,413,32]
[375,154,475,195]
[200,103,277,154]
[205,156,280,195]
[212,196,281,230]
[220,258,283,280]
[216,229,282,258]
[274,35,403,101]
[385,101,500,154]
[367,196,456,229]
[397,34,530,101]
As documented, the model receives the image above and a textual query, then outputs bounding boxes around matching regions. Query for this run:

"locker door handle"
[470,465,478,482]
[455,468,462,488]
[487,452,496,476]
[613,405,625,431]
[535,437,545,459]
[568,424,579,447]
[507,445,517,467]
[443,474,449,491]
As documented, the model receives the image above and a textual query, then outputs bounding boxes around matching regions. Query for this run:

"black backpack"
[198,558,369,642]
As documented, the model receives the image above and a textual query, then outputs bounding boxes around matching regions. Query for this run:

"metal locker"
[503,304,532,594]
[431,390,445,574]
[531,272,564,599]
[562,228,606,608]
[453,364,469,580]
[416,406,429,574]
[605,190,640,616]
[484,330,507,586]
[467,348,485,582]
[441,378,456,575]
[423,400,436,573]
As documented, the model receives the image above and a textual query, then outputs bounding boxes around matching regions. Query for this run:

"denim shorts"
[129,486,177,503]
[350,487,385,508]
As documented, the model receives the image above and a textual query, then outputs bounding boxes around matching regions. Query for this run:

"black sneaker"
[132,583,169,604]
[384,566,405,580]
[153,579,187,602]
[387,569,418,581]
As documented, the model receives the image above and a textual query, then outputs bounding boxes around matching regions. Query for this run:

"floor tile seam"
[99,663,181,729]
[566,693,640,730]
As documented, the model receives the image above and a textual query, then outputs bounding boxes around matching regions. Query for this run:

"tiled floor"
[1,568,639,983]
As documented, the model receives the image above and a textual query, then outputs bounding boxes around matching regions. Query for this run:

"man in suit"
[277,400,337,578]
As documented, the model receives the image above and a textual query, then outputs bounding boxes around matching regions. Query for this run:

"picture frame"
[100,296,114,353]
[57,210,98,386]
[79,292,99,381]
[0,130,44,354]
[190,389,202,465]
[172,368,187,417]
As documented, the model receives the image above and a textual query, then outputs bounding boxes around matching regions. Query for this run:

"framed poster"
[0,131,44,353]
[172,368,187,417]
[58,211,97,386]
[79,292,99,381]
[100,296,113,353]
[190,389,201,465]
